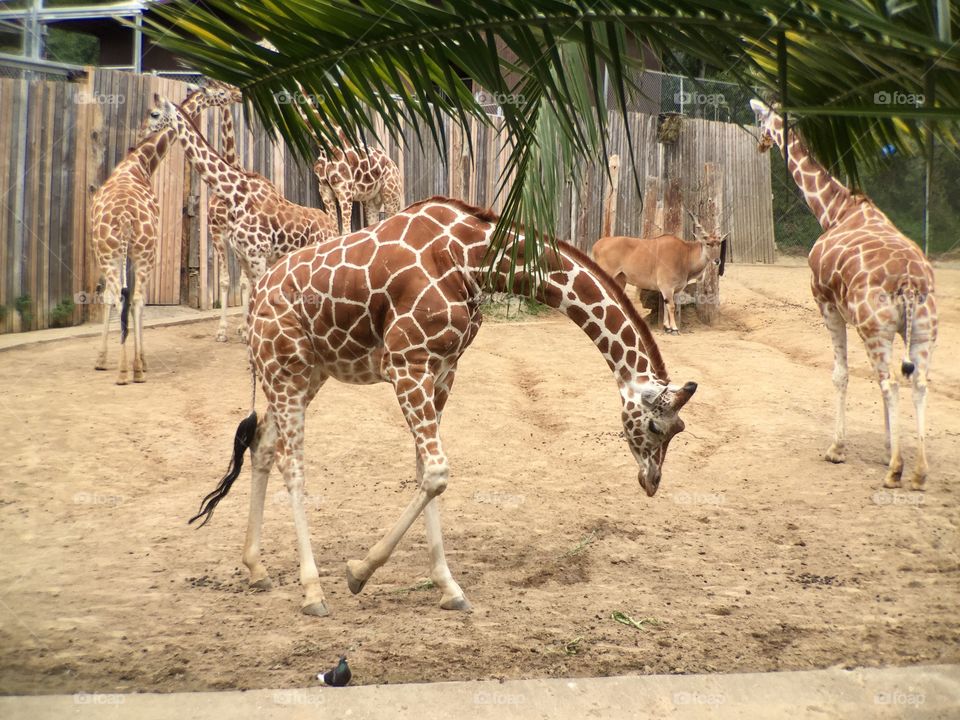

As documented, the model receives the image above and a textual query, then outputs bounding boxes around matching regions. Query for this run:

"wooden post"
[601,154,620,238]
[640,175,660,239]
[695,162,723,325]
[662,178,683,236]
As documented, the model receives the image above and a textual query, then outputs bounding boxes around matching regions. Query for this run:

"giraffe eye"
[648,420,663,436]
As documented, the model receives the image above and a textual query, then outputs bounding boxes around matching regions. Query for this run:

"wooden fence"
[0,68,774,334]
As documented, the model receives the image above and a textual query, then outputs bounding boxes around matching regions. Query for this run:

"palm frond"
[143,0,960,271]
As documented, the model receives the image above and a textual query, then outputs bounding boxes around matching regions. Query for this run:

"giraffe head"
[622,380,698,497]
[199,79,243,107]
[147,95,190,138]
[749,99,783,153]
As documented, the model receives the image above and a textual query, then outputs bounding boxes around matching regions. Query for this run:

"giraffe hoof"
[825,447,846,464]
[301,600,330,617]
[133,371,146,383]
[345,560,369,595]
[909,474,927,492]
[95,364,108,371]
[883,474,903,489]
[250,577,273,591]
[116,377,128,386]
[440,595,472,612]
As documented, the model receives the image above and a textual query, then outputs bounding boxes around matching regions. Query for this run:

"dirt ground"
[0,261,957,695]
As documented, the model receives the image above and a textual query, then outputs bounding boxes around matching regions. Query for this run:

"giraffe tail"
[899,286,917,378]
[188,411,258,528]
[118,222,133,344]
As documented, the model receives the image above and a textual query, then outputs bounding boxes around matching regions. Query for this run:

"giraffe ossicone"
[751,98,937,490]
[188,196,699,617]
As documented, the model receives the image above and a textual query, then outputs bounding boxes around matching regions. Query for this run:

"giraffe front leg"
[214,237,231,343]
[346,369,449,597]
[363,200,382,228]
[821,305,848,463]
[424,498,470,611]
[339,198,354,235]
[243,410,277,590]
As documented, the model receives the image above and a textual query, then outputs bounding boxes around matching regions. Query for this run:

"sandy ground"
[0,262,957,695]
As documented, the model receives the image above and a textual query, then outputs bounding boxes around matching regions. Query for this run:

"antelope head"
[687,209,727,267]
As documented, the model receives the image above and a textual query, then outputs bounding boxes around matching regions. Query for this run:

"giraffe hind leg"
[820,304,848,463]
[907,337,933,490]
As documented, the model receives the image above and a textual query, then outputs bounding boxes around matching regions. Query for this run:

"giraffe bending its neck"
[313,127,403,234]
[148,96,336,340]
[751,99,937,490]
[188,196,698,617]
[90,81,238,384]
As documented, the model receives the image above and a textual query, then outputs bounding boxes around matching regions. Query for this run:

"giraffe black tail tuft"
[898,284,918,379]
[189,412,258,528]
[119,287,131,344]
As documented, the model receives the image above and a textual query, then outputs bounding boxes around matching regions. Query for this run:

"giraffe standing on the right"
[751,99,937,490]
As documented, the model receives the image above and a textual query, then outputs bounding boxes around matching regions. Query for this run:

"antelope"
[592,212,726,334]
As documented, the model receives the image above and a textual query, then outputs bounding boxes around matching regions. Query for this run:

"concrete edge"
[0,664,957,720]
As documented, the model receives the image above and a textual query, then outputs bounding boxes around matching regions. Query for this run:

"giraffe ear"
[153,92,162,105]
[640,384,668,407]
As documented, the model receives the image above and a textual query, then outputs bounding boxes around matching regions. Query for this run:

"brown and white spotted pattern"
[751,99,937,490]
[208,104,252,342]
[147,96,337,339]
[235,196,697,616]
[90,82,237,384]
[313,129,403,233]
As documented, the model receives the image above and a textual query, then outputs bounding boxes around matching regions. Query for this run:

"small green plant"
[14,295,32,328]
[0,305,7,323]
[49,298,77,328]
[212,299,221,309]
[482,293,553,322]
[611,611,662,631]
[563,636,584,655]
[388,578,436,594]
[561,530,598,558]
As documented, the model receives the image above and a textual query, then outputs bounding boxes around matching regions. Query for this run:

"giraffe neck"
[128,89,208,178]
[220,105,238,167]
[168,104,247,204]
[771,118,854,230]
[127,133,171,176]
[478,239,667,389]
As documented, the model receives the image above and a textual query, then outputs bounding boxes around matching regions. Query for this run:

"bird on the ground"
[317,656,351,686]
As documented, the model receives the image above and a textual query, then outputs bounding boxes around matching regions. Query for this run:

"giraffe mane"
[404,195,670,382]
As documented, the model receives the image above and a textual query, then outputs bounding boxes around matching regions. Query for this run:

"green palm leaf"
[143,0,960,281]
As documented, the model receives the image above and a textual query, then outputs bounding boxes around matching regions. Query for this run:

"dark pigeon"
[317,656,351,687]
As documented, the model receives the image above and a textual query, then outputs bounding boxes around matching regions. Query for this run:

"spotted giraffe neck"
[470,235,668,388]
[129,90,208,178]
[167,102,248,204]
[770,116,854,230]
[219,105,238,168]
